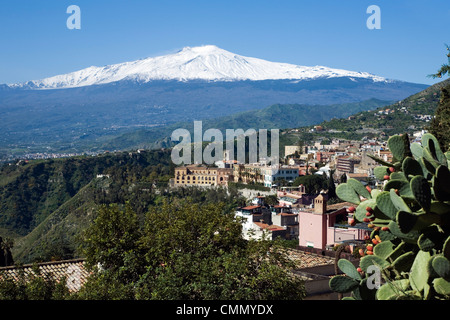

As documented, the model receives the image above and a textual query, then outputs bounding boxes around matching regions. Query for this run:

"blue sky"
[0,0,449,85]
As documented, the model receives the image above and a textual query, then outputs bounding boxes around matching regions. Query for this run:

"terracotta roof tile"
[253,222,285,231]
[241,205,261,210]
[285,249,335,269]
[326,202,353,211]
[0,258,90,292]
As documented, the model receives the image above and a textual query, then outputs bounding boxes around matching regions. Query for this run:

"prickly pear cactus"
[331,133,450,300]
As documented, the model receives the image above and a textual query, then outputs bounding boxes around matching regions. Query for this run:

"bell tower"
[314,193,327,214]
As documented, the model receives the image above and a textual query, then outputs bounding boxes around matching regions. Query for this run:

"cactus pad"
[431,256,450,279]
[336,183,361,204]
[338,259,361,280]
[329,275,359,293]
[410,175,432,212]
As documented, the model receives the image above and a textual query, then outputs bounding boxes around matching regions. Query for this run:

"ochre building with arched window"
[174,165,233,187]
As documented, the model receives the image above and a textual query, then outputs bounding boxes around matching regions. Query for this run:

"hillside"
[0,78,424,159]
[3,153,248,264]
[283,78,450,143]
[12,179,100,263]
[0,149,174,262]
[98,98,392,151]
[75,78,450,153]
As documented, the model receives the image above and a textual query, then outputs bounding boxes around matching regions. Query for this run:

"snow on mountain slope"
[10,45,388,89]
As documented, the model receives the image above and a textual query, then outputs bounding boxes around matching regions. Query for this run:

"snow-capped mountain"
[1,45,428,155]
[10,45,387,89]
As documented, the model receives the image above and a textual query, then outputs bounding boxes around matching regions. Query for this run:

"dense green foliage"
[331,133,450,300]
[292,173,328,194]
[0,237,14,267]
[428,84,450,151]
[9,150,252,264]
[0,149,175,263]
[285,79,450,143]
[228,182,270,192]
[0,150,173,236]
[74,200,306,300]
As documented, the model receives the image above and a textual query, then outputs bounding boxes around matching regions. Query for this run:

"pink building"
[298,194,370,250]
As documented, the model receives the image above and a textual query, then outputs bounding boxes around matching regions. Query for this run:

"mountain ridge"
[285,78,450,143]
[98,98,392,152]
[0,77,428,159]
[0,46,428,157]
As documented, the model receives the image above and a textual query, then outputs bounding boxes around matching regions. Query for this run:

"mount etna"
[0,45,427,157]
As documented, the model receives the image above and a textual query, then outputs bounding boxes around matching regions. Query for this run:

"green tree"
[76,203,143,300]
[264,194,279,206]
[293,174,327,194]
[296,140,304,154]
[77,200,306,300]
[0,237,14,267]
[429,44,450,79]
[428,85,450,151]
[428,45,450,151]
[327,170,337,200]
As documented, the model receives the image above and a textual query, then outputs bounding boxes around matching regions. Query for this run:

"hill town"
[169,129,423,247]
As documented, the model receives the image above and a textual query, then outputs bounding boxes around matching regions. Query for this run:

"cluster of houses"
[169,132,432,252]
[170,161,373,254]
[170,137,396,190]
[235,192,370,253]
[169,130,430,191]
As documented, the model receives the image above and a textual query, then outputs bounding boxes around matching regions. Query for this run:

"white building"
[235,204,286,241]
[262,166,300,188]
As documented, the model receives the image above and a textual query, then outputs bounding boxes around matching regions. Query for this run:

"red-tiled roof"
[286,249,335,269]
[253,222,285,232]
[326,202,354,211]
[241,205,261,210]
